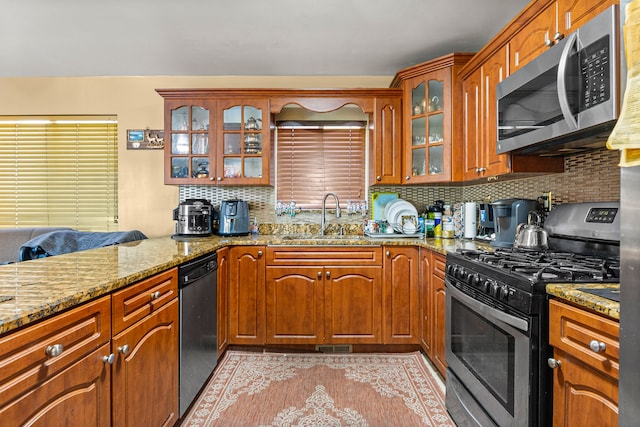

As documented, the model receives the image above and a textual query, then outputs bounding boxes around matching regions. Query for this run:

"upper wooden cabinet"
[158,93,270,185]
[510,0,617,73]
[371,95,403,185]
[391,53,473,184]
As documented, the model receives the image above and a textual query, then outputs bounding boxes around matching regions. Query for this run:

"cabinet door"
[559,0,616,34]
[482,46,511,177]
[0,342,111,426]
[164,99,216,185]
[552,349,618,427]
[217,246,229,354]
[112,298,179,427]
[404,69,452,184]
[371,96,402,185]
[383,246,419,344]
[266,266,324,344]
[419,248,433,356]
[510,2,558,73]
[324,266,382,344]
[229,246,266,345]
[462,67,483,180]
[216,99,270,185]
[431,253,447,377]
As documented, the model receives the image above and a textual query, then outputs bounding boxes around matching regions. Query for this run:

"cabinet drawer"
[112,268,178,335]
[267,246,382,266]
[549,299,619,379]
[0,295,111,408]
[432,253,446,278]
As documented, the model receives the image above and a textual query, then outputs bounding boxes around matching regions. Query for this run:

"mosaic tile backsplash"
[179,148,620,232]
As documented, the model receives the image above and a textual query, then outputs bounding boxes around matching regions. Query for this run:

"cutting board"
[371,192,398,220]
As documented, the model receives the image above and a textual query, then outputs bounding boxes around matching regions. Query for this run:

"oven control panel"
[446,263,533,315]
[585,207,618,223]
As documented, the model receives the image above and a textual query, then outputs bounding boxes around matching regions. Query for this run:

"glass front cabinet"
[391,53,473,184]
[161,95,270,185]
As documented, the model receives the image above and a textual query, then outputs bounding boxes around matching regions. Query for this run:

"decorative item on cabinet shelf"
[127,129,164,150]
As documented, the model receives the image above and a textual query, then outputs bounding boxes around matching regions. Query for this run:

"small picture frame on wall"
[127,129,164,150]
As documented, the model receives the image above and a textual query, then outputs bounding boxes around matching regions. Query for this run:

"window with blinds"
[276,124,366,209]
[0,116,118,231]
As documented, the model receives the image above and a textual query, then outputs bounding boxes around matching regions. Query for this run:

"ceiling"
[2,0,530,78]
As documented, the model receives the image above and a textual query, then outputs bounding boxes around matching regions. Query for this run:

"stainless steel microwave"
[496,5,619,155]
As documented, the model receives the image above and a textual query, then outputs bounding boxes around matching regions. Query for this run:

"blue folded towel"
[19,230,148,261]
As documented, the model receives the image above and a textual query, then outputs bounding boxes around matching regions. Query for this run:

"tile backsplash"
[179,148,620,229]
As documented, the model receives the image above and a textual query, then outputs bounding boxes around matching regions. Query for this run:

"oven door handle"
[447,281,529,333]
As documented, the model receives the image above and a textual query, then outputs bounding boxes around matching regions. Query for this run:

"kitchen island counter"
[546,283,620,320]
[0,234,490,335]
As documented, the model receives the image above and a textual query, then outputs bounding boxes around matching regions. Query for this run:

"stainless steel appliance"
[496,5,620,155]
[491,199,539,248]
[178,252,218,418]
[173,199,214,236]
[445,202,620,426]
[217,199,250,236]
[479,202,495,237]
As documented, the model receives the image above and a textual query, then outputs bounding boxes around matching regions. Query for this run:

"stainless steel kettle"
[514,211,549,251]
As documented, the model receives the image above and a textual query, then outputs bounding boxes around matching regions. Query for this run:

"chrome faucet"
[321,192,341,235]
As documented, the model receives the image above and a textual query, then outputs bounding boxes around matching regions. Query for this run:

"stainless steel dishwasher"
[178,252,218,418]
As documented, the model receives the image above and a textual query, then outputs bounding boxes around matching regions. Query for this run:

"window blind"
[276,125,366,209]
[0,116,118,231]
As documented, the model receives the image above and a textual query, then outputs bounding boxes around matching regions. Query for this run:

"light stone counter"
[0,233,491,335]
[546,283,620,320]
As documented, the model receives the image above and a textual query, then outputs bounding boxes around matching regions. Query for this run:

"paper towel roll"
[464,202,477,239]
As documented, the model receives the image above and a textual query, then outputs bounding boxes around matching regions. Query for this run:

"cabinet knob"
[376,176,381,181]
[209,177,215,181]
[405,176,410,181]
[547,358,562,369]
[317,271,322,280]
[326,271,331,279]
[103,353,115,365]
[589,340,606,353]
[45,343,64,357]
[478,167,486,173]
[553,32,564,41]
[386,250,391,258]
[545,39,554,47]
[217,177,222,181]
[257,250,263,258]
[118,344,130,355]
[150,291,161,300]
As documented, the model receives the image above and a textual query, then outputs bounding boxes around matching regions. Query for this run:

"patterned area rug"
[181,350,455,426]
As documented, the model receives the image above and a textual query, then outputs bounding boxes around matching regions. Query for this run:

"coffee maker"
[490,199,539,248]
[173,199,214,236]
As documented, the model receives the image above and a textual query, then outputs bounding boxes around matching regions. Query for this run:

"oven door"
[445,279,531,427]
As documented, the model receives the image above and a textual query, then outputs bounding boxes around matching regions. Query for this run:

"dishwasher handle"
[179,253,218,287]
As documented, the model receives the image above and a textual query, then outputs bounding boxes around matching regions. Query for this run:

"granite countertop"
[0,232,619,335]
[0,233,490,335]
[546,283,620,320]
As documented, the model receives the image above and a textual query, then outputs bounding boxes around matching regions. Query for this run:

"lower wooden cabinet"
[419,248,433,355]
[265,246,383,345]
[217,246,230,354]
[430,252,447,377]
[383,246,419,344]
[548,299,619,426]
[111,268,179,427]
[0,296,112,426]
[229,246,266,345]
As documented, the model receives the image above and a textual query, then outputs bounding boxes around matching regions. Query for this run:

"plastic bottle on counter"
[425,207,435,238]
[442,205,455,239]
[433,205,443,238]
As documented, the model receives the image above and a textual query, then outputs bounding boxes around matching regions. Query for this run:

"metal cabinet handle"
[317,271,322,280]
[118,344,130,355]
[386,250,391,258]
[547,358,562,369]
[150,291,161,300]
[545,39,554,47]
[209,177,215,181]
[326,271,331,279]
[478,167,486,173]
[45,344,64,357]
[553,32,564,41]
[589,340,606,353]
[103,353,115,364]
[257,250,263,258]
[376,175,381,181]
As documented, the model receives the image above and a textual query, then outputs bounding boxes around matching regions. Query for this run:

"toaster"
[217,199,250,236]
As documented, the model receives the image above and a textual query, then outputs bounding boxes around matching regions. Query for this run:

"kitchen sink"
[273,234,370,244]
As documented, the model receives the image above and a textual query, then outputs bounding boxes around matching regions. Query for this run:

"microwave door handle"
[557,32,579,130]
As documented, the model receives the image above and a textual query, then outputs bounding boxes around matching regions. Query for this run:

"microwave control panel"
[580,35,610,110]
